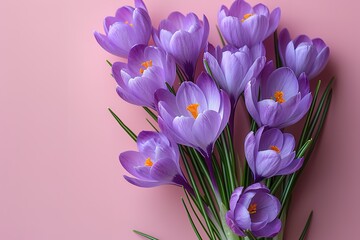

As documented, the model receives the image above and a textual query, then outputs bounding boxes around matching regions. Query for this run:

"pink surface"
[0,0,358,239]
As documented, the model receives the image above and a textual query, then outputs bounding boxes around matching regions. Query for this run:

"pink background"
[0,0,358,239]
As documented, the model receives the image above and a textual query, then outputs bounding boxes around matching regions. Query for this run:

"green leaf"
[204,59,216,83]
[182,198,203,240]
[216,25,226,47]
[184,189,211,239]
[108,108,137,142]
[245,230,257,240]
[106,59,112,67]
[273,30,282,68]
[280,83,333,213]
[166,82,176,95]
[146,119,159,132]
[133,230,159,240]
[143,107,158,121]
[179,147,216,240]
[176,65,186,82]
[299,211,313,240]
[298,80,321,148]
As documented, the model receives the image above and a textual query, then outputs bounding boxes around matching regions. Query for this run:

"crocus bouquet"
[94,0,333,239]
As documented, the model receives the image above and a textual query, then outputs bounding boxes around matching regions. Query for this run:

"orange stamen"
[241,13,254,22]
[124,21,133,27]
[270,145,281,154]
[144,158,153,167]
[186,103,200,119]
[273,91,285,103]
[248,203,257,214]
[139,60,153,74]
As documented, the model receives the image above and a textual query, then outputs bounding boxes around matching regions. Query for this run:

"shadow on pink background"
[0,0,359,239]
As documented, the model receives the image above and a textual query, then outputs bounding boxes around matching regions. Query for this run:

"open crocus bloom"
[153,12,209,80]
[204,43,266,107]
[218,0,280,48]
[94,0,151,58]
[279,28,330,80]
[112,44,176,109]
[244,67,312,128]
[226,183,281,237]
[155,72,230,159]
[245,127,304,182]
[119,131,190,189]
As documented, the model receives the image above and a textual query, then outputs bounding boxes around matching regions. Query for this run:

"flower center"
[273,91,285,103]
[139,60,153,74]
[270,145,281,153]
[248,203,257,214]
[241,13,254,22]
[144,157,153,167]
[187,103,200,119]
[124,21,133,27]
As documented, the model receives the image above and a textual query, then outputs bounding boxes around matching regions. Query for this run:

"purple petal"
[255,150,281,178]
[226,211,246,236]
[229,0,252,18]
[244,131,256,176]
[120,151,148,179]
[253,4,270,17]
[244,80,261,126]
[204,52,226,92]
[172,116,196,146]
[308,46,330,79]
[229,187,244,211]
[176,82,207,117]
[196,72,221,111]
[252,218,281,237]
[266,7,281,37]
[278,28,291,64]
[123,175,163,188]
[281,133,295,155]
[259,128,283,151]
[134,0,147,11]
[150,158,179,181]
[94,31,127,57]
[241,15,269,46]
[294,44,318,76]
[277,157,304,175]
[263,67,299,100]
[285,93,312,126]
[257,99,279,127]
[192,110,222,154]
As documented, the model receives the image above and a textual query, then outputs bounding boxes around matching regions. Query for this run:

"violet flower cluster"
[95,0,330,238]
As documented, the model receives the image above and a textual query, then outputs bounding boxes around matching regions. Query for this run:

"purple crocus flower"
[244,66,312,128]
[226,183,281,237]
[155,72,230,159]
[153,12,209,80]
[112,44,176,109]
[204,43,266,106]
[119,131,190,190]
[94,0,151,58]
[218,0,280,48]
[279,28,330,80]
[245,127,304,182]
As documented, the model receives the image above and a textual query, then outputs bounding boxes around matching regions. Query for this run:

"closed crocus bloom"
[226,183,281,237]
[204,43,266,106]
[112,44,176,109]
[244,67,312,128]
[279,28,330,80]
[245,127,304,182]
[119,131,190,190]
[94,0,151,58]
[218,0,280,48]
[155,72,230,159]
[153,12,209,80]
